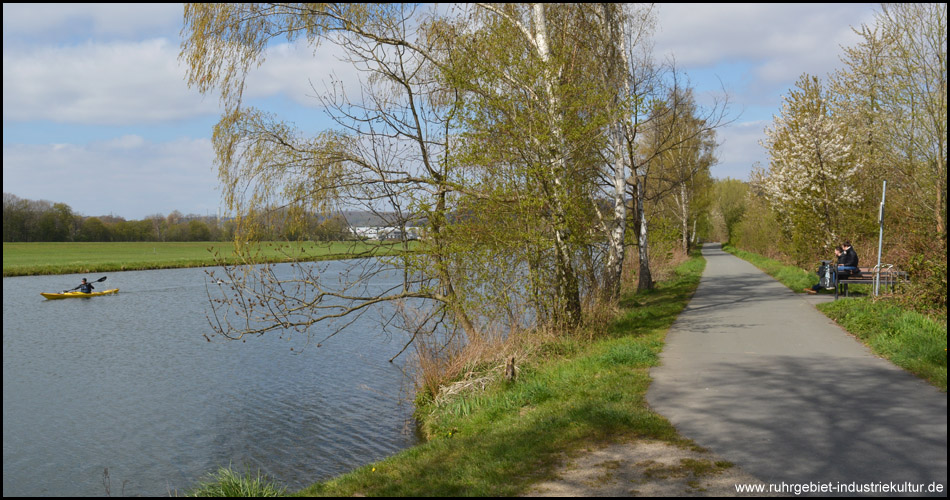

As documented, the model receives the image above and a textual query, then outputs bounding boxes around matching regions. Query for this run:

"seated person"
[838,240,860,278]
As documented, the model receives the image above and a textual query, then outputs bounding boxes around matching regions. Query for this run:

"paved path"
[647,244,947,494]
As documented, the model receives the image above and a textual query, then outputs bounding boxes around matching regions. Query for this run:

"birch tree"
[589,3,658,299]
[456,3,608,327]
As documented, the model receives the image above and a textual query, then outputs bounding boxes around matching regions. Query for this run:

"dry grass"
[411,245,696,418]
[412,323,560,407]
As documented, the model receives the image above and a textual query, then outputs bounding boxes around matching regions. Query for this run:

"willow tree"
[181,3,484,352]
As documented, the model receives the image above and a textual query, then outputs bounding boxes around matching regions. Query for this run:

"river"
[2,261,420,496]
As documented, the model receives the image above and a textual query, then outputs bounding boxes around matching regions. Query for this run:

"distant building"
[350,226,421,241]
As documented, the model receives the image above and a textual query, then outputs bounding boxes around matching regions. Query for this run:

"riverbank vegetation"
[722,244,946,391]
[180,1,725,369]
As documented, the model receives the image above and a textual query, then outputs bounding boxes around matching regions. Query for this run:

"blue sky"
[2,3,879,220]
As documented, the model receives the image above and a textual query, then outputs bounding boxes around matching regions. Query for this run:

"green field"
[2,241,411,277]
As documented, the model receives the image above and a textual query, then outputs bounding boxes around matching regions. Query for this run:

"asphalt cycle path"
[647,243,947,495]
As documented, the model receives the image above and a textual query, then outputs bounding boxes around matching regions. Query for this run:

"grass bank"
[722,244,947,391]
[2,241,410,277]
[290,253,707,497]
[184,251,707,497]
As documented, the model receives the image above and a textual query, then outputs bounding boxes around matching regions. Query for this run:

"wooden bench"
[834,264,909,299]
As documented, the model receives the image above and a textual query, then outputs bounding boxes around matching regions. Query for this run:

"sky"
[2,3,880,220]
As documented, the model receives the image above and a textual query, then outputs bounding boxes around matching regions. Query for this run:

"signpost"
[874,181,887,296]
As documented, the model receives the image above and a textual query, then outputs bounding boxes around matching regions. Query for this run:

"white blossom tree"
[759,74,862,249]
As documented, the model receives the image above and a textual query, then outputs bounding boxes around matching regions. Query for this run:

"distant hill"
[338,210,425,227]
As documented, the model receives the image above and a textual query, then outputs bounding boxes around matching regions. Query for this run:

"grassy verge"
[283,253,707,497]
[2,241,411,277]
[722,244,947,391]
[818,299,947,391]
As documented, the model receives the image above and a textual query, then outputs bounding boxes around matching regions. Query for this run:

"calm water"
[3,262,420,496]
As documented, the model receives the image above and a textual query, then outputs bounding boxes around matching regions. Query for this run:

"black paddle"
[63,276,107,293]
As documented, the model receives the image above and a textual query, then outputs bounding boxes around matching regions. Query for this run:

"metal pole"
[874,180,887,296]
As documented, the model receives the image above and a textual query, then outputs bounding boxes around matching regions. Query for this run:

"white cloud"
[2,2,888,215]
[3,137,219,219]
[653,3,880,182]
[3,36,365,127]
[102,134,147,150]
[2,3,181,42]
[3,38,217,125]
[653,2,879,109]
[654,3,877,72]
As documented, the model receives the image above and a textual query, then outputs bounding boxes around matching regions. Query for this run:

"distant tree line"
[2,192,352,243]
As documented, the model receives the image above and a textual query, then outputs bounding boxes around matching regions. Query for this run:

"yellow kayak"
[41,288,120,300]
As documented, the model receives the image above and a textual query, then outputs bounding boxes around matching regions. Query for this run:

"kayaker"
[70,278,95,294]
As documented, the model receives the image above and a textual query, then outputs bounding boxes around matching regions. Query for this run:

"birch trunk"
[533,3,581,326]
[680,182,689,254]
[602,3,629,301]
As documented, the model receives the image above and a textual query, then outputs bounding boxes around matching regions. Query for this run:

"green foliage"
[894,241,949,317]
[730,192,783,258]
[2,192,238,243]
[77,217,110,242]
[712,178,748,244]
[440,4,618,327]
